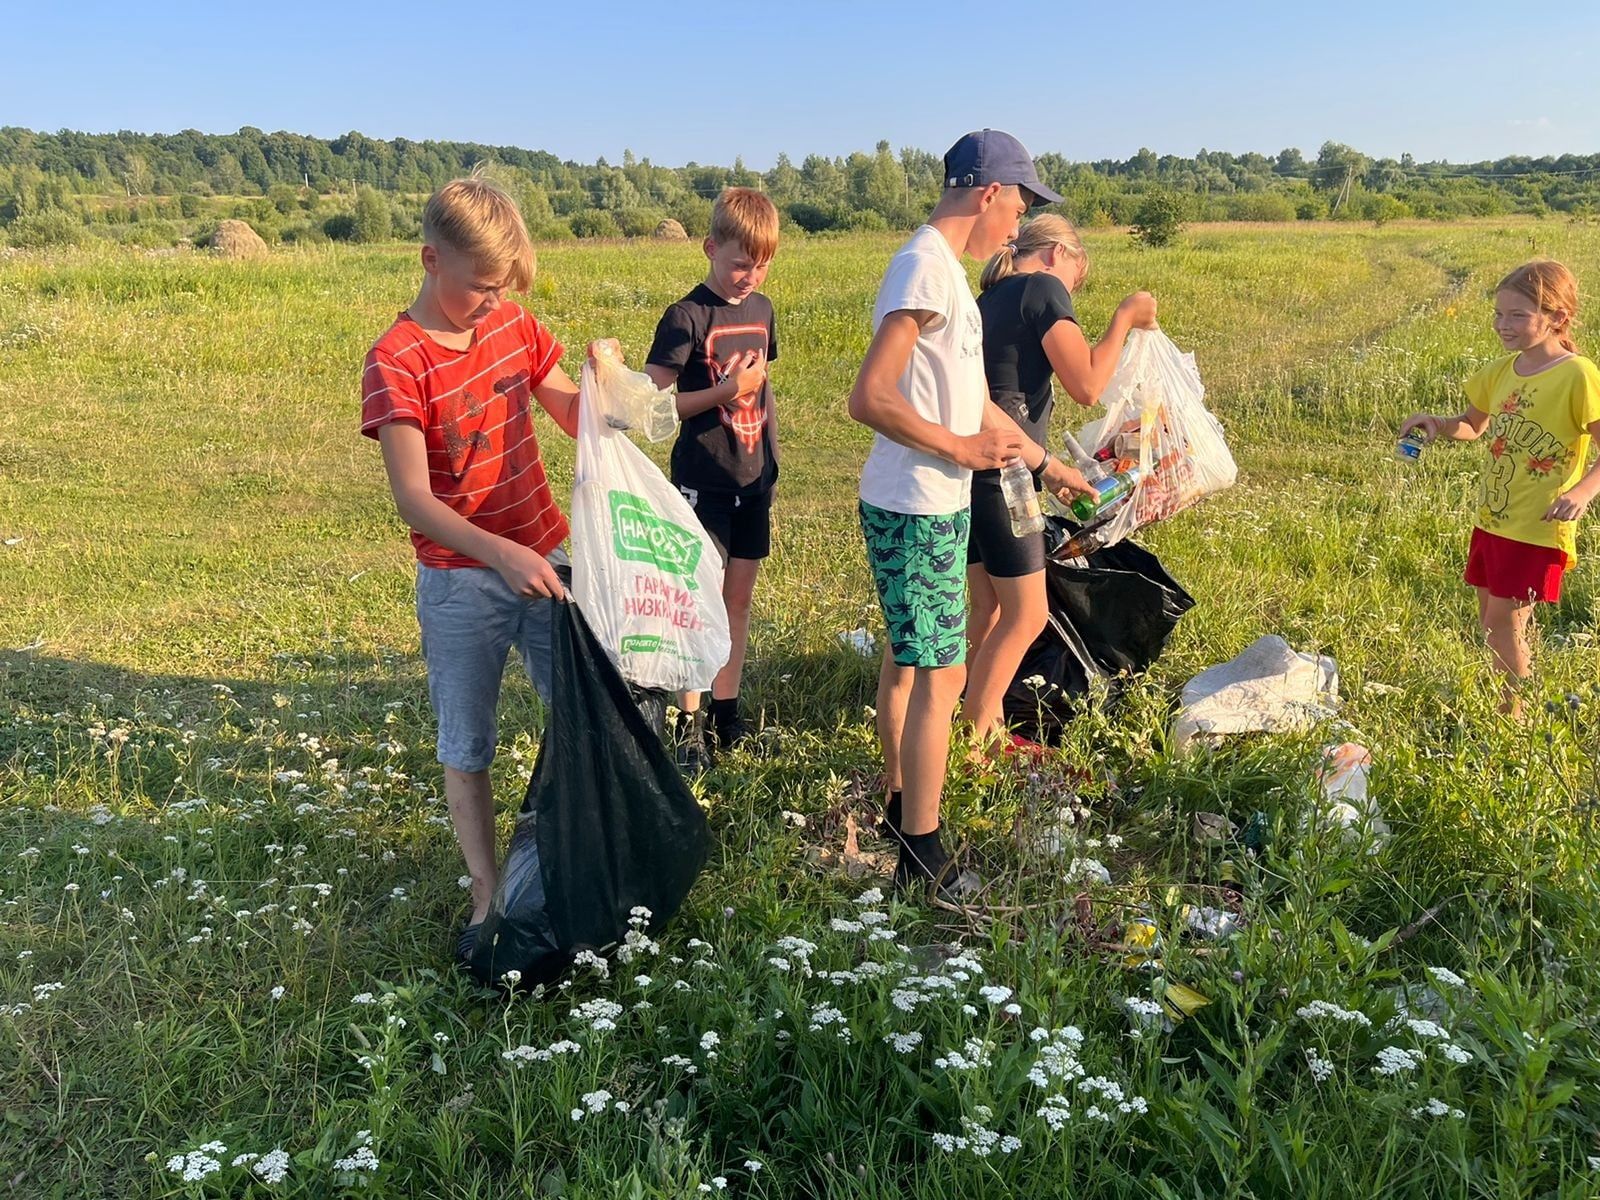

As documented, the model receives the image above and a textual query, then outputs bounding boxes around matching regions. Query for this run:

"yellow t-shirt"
[1465,352,1600,564]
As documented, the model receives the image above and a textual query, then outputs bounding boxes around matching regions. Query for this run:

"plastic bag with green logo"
[571,352,731,691]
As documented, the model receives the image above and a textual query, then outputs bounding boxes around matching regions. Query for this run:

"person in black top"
[645,188,781,761]
[963,213,1159,746]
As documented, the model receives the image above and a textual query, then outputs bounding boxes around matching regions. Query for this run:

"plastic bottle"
[1001,458,1045,537]
[1395,427,1427,463]
[1069,467,1142,523]
[1054,523,1109,562]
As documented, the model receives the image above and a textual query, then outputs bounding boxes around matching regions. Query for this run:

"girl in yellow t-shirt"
[1402,260,1600,715]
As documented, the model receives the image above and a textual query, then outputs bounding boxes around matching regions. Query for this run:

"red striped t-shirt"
[361,304,569,569]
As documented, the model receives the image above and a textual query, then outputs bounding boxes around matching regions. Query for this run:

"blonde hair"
[980,212,1086,292]
[709,187,779,262]
[1498,259,1581,353]
[422,174,535,293]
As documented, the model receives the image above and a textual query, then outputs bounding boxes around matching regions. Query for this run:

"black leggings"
[966,471,1046,578]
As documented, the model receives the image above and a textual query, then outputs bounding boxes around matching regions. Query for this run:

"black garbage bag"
[1002,516,1195,743]
[466,598,711,987]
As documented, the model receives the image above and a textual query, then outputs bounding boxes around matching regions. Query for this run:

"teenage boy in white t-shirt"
[848,129,1063,900]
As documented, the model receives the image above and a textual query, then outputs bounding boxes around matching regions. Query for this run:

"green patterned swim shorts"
[858,501,970,668]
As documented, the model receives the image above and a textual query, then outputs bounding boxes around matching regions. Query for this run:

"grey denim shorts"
[415,547,569,773]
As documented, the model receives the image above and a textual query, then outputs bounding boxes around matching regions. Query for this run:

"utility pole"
[1331,166,1353,216]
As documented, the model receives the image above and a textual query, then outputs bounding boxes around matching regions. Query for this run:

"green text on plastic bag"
[608,490,702,588]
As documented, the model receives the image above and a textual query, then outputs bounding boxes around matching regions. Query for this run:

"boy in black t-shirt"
[645,187,780,759]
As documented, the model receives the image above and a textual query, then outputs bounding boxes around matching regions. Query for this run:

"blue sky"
[4,0,1595,166]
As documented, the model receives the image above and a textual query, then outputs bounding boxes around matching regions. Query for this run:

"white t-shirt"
[858,225,987,515]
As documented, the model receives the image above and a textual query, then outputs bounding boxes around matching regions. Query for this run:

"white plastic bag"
[592,352,678,443]
[1171,634,1338,751]
[1075,328,1237,546]
[570,349,730,691]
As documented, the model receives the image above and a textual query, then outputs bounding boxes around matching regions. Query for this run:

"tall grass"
[2,221,1598,1197]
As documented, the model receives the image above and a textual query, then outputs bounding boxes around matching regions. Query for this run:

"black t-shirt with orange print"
[647,283,779,496]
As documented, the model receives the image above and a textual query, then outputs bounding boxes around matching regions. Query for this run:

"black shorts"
[966,471,1046,578]
[677,485,772,563]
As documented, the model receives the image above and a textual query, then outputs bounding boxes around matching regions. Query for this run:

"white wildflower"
[1065,857,1111,885]
[165,1144,226,1183]
[1374,1046,1426,1077]
[1305,1047,1335,1082]
[1405,1018,1449,1040]
[1296,1000,1372,1028]
[1426,966,1467,989]
[252,1148,290,1184]
[935,1037,994,1071]
[1410,1098,1466,1119]
[332,1145,379,1173]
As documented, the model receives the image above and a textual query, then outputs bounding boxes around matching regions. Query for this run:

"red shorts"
[1463,527,1567,604]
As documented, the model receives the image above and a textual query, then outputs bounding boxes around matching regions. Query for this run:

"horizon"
[5,121,1596,175]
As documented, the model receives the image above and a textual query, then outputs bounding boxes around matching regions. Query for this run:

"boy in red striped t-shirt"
[361,175,604,965]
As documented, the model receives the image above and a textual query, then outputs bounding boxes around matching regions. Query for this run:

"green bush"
[280,221,330,245]
[178,193,202,219]
[569,209,621,239]
[353,187,391,243]
[1131,189,1186,247]
[787,201,847,233]
[669,195,713,238]
[268,184,300,216]
[108,219,181,248]
[323,213,358,242]
[532,221,575,242]
[1227,192,1298,222]
[845,209,888,232]
[387,197,421,240]
[4,210,86,248]
[1359,193,1411,227]
[616,207,669,238]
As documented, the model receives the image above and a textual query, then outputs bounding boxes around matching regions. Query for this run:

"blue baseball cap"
[943,129,1062,208]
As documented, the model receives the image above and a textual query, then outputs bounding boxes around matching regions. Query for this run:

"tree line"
[3,125,1597,248]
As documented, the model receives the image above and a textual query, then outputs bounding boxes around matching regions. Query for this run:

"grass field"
[2,220,1599,1198]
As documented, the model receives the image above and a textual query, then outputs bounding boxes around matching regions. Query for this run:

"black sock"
[883,790,903,832]
[897,827,951,880]
[707,697,741,749]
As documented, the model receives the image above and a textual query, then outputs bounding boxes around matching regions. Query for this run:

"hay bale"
[651,218,689,242]
[209,219,268,259]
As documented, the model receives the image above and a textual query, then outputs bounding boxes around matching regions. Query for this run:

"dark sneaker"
[708,710,750,754]
[670,711,709,775]
[677,738,708,776]
[893,832,984,904]
[455,922,482,967]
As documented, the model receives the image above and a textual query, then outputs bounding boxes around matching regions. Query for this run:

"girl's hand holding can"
[1399,413,1443,443]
